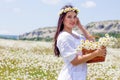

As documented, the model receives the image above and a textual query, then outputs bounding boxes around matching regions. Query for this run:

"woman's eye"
[74,16,77,18]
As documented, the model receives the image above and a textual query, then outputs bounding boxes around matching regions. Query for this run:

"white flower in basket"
[76,34,117,63]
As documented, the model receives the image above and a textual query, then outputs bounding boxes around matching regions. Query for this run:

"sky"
[0,0,120,35]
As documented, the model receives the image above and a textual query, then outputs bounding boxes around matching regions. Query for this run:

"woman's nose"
[71,17,76,22]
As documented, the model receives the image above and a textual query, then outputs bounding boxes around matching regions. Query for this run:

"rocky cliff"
[86,20,120,34]
[19,20,120,40]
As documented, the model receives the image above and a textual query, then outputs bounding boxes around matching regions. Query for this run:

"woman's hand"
[76,17,82,29]
[76,17,95,41]
[95,46,106,57]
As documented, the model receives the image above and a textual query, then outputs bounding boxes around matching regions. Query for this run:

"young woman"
[54,5,106,80]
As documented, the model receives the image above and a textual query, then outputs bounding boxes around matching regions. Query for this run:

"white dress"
[57,31,87,80]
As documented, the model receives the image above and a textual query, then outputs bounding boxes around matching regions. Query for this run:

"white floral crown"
[58,7,79,16]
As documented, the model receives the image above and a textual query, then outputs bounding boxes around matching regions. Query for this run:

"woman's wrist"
[92,49,99,57]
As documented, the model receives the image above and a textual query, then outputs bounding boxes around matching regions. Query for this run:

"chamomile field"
[0,39,120,80]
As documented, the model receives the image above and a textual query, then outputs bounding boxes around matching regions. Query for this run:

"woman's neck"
[63,27,72,34]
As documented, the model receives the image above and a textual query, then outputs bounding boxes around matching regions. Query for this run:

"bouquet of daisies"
[76,34,117,63]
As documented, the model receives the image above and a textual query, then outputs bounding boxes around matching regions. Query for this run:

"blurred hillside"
[86,20,120,34]
[19,20,120,41]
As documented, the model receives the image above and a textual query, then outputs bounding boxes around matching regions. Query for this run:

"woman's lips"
[70,23,75,25]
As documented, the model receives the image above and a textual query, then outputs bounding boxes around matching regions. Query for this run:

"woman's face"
[63,11,77,30]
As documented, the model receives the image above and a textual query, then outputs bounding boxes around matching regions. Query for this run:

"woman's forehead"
[66,11,77,16]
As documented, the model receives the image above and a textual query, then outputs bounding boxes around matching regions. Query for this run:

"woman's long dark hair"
[54,5,75,57]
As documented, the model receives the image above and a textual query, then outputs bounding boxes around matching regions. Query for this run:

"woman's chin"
[72,25,76,28]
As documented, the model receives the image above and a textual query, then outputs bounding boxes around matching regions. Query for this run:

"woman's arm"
[76,17,95,41]
[71,47,106,66]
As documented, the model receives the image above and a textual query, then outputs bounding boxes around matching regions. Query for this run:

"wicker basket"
[82,47,106,63]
